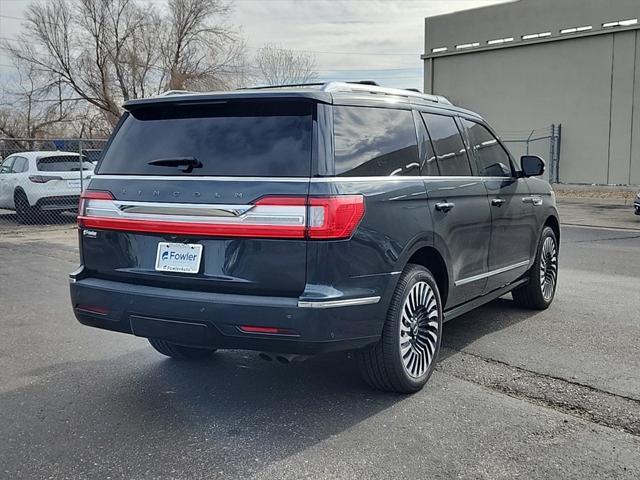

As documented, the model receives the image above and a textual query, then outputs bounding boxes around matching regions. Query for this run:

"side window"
[12,157,27,173]
[414,112,439,176]
[334,106,419,177]
[421,113,471,176]
[0,157,15,174]
[462,119,512,177]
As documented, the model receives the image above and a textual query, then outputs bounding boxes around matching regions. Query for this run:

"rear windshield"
[98,101,314,177]
[37,156,94,172]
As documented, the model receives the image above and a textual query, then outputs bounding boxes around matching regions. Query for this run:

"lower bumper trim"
[297,296,381,309]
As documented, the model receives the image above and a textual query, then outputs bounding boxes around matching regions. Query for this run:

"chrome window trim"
[92,175,310,182]
[297,296,381,309]
[92,174,514,183]
[454,260,530,287]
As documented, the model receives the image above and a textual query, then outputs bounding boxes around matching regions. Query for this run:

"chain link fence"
[0,137,107,230]
[498,124,562,183]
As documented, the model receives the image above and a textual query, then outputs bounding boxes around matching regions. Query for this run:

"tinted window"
[334,106,419,176]
[463,119,512,177]
[37,156,93,172]
[415,114,439,176]
[422,113,471,176]
[99,101,313,177]
[0,157,15,174]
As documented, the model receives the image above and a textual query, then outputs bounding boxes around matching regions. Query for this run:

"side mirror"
[521,155,545,177]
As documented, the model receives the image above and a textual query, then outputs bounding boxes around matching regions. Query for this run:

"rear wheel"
[512,226,558,310]
[148,338,217,360]
[357,264,442,393]
[14,190,35,224]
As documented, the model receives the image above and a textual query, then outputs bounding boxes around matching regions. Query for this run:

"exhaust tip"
[275,355,290,364]
[259,352,273,362]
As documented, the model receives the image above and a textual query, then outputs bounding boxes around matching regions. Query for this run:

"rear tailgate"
[80,99,314,297]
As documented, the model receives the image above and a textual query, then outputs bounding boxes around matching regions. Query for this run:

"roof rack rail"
[239,80,383,91]
[321,82,452,105]
[160,89,197,96]
[238,82,326,90]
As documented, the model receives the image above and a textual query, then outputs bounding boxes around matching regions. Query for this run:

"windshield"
[97,100,314,177]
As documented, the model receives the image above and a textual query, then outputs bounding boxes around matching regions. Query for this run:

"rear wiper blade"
[147,157,202,173]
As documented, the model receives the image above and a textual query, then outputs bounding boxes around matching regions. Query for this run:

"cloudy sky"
[0,0,508,90]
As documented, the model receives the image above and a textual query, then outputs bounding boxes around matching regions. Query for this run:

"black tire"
[148,338,217,360]
[357,264,443,394]
[14,190,35,224]
[512,226,559,310]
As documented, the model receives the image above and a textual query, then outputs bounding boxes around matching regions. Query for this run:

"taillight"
[308,195,365,239]
[77,191,365,240]
[78,190,114,222]
[29,175,63,183]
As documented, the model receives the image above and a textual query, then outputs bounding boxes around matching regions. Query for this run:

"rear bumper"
[69,275,385,355]
[35,195,80,211]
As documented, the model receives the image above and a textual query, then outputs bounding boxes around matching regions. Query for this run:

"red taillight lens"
[307,195,365,239]
[239,325,299,336]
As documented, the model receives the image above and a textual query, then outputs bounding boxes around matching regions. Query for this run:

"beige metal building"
[422,0,640,185]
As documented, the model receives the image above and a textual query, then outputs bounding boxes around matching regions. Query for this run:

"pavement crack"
[437,347,640,437]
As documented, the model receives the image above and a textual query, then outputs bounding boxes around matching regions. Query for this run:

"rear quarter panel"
[305,178,434,335]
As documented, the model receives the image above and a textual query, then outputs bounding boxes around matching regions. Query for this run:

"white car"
[0,151,94,223]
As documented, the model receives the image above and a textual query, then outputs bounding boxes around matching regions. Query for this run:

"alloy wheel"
[540,236,558,301]
[399,281,440,378]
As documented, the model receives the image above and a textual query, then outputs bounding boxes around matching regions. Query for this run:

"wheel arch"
[544,214,560,247]
[404,246,449,308]
[13,186,29,207]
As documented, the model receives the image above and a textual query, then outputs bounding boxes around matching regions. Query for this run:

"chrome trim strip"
[454,260,530,287]
[92,174,517,183]
[92,175,309,182]
[114,201,252,217]
[297,296,381,309]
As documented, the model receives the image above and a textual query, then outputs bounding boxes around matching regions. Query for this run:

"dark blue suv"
[70,82,560,393]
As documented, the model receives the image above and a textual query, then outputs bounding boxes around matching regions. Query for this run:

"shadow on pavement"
[1,348,405,478]
[440,296,542,360]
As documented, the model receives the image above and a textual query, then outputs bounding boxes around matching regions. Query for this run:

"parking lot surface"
[1,224,639,479]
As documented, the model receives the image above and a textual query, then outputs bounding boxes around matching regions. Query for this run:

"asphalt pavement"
[0,225,639,479]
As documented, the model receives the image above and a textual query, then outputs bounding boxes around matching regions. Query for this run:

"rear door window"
[421,113,472,176]
[11,157,27,173]
[333,106,419,177]
[462,119,513,177]
[98,101,314,177]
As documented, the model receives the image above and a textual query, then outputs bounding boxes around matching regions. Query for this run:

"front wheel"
[357,264,443,393]
[512,226,558,310]
[14,190,36,224]
[148,338,217,360]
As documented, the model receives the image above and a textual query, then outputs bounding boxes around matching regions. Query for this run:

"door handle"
[491,198,506,207]
[435,201,455,213]
[522,196,543,206]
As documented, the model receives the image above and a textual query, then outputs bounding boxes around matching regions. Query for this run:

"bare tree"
[2,0,246,129]
[254,44,318,86]
[0,60,75,138]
